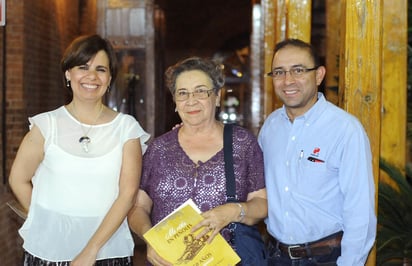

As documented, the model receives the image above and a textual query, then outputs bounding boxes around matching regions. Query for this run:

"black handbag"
[223,124,267,266]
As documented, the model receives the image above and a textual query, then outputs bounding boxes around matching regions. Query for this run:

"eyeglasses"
[266,66,318,80]
[175,86,214,101]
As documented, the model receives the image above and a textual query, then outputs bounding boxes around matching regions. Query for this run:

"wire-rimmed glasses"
[266,66,318,80]
[175,86,214,101]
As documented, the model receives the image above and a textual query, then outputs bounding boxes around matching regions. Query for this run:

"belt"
[268,231,343,260]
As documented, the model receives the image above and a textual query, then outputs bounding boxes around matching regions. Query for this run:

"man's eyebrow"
[291,64,306,68]
[273,64,305,69]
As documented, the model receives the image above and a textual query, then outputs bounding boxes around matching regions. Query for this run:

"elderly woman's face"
[175,70,220,126]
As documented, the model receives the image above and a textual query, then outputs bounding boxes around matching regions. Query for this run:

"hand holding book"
[189,202,239,245]
[143,199,241,265]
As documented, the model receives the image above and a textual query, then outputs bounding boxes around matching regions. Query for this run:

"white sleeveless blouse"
[19,106,150,261]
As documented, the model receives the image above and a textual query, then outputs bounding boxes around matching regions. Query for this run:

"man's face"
[271,45,325,120]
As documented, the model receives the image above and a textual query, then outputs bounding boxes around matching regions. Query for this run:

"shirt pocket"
[296,157,337,200]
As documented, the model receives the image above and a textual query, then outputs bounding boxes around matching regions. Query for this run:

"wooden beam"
[325,0,341,105]
[380,0,407,176]
[262,0,277,119]
[339,0,382,264]
[262,0,312,118]
[286,0,312,43]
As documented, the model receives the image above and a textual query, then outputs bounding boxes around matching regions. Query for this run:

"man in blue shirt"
[258,39,376,265]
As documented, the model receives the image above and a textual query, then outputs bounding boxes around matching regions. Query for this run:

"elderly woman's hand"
[190,203,240,243]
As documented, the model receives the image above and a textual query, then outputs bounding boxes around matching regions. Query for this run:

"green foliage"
[377,159,412,265]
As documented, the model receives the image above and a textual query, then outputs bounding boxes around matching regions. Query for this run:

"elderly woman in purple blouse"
[128,56,267,266]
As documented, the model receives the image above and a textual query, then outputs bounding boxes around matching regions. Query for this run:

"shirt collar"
[280,92,327,124]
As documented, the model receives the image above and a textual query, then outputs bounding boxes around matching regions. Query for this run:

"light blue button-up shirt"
[258,93,376,265]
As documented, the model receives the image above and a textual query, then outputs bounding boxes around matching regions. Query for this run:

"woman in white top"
[8,34,150,266]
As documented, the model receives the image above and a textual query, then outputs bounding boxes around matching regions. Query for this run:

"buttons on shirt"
[285,186,289,192]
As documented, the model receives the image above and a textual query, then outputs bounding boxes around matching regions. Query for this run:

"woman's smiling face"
[174,70,220,126]
[65,50,112,102]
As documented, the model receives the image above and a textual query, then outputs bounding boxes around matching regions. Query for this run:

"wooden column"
[339,0,382,264]
[262,0,277,119]
[380,0,407,178]
[325,0,341,105]
[262,0,312,118]
[286,0,312,43]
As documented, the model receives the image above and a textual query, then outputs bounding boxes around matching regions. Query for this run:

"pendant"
[79,136,91,153]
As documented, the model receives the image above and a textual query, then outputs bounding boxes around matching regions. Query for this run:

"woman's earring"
[175,107,177,112]
[66,80,71,87]
[107,86,111,94]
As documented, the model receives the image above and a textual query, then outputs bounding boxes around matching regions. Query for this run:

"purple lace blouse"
[140,125,265,242]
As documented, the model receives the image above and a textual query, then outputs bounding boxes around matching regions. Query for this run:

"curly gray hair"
[165,56,225,96]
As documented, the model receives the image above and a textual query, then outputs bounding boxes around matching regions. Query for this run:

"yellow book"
[143,199,241,266]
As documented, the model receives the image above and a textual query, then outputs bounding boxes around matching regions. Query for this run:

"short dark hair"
[165,56,225,96]
[61,34,118,87]
[274,39,320,67]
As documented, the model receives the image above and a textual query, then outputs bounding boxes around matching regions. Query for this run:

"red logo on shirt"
[308,147,324,163]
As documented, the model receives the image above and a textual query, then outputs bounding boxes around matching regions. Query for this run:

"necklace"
[71,103,104,153]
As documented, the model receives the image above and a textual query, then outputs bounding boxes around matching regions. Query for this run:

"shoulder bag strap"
[223,124,237,203]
